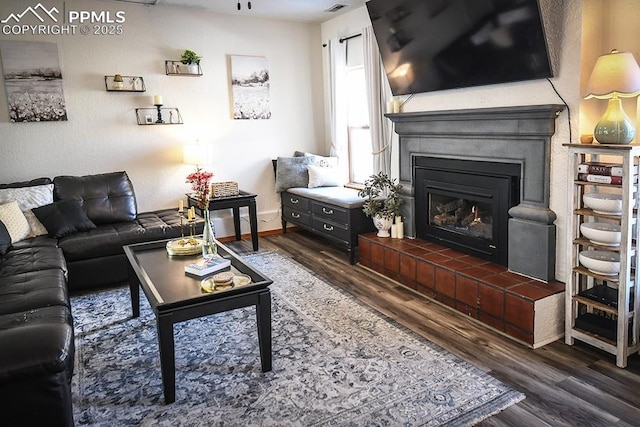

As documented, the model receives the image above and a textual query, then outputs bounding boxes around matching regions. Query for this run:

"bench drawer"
[312,218,349,242]
[311,202,348,224]
[283,206,312,227]
[282,193,310,211]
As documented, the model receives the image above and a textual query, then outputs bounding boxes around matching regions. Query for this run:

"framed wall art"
[229,55,270,120]
[0,41,68,122]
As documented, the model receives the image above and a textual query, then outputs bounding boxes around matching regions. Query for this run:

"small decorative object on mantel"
[358,172,403,237]
[104,75,146,92]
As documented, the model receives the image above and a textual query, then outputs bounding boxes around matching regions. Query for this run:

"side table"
[188,190,258,251]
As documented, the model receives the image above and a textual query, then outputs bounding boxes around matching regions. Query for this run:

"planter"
[373,215,393,238]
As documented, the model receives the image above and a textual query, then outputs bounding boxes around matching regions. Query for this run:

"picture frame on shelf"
[105,75,146,92]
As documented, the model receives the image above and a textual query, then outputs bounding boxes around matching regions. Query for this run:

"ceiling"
[110,0,368,23]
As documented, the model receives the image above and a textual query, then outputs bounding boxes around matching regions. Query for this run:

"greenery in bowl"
[181,49,202,65]
[358,172,402,219]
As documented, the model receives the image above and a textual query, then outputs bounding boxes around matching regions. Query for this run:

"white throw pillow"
[300,152,339,168]
[0,184,53,237]
[307,165,342,188]
[0,200,30,243]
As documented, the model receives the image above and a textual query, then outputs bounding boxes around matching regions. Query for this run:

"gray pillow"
[275,156,314,192]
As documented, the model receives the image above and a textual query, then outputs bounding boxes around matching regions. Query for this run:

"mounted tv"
[366,0,553,96]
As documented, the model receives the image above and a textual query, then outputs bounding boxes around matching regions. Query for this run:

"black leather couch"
[0,171,203,426]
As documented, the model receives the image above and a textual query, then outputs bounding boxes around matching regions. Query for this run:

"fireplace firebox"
[414,157,520,266]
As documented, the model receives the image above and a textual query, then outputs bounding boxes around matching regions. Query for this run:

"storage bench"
[281,186,375,264]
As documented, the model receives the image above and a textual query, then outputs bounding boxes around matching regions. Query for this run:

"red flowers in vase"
[186,167,214,209]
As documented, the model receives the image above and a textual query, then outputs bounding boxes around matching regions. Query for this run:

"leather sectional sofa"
[0,171,203,426]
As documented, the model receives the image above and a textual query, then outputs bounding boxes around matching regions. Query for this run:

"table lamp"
[584,49,640,144]
[183,141,213,168]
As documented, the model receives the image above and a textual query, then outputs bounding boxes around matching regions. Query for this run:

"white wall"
[0,0,325,237]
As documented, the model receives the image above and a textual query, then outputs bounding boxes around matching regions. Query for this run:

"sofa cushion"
[0,269,68,315]
[0,305,73,379]
[53,171,137,225]
[0,178,52,190]
[58,208,195,262]
[0,246,67,278]
[33,199,97,238]
[275,156,314,192]
[0,222,10,255]
[0,201,30,244]
[286,186,368,209]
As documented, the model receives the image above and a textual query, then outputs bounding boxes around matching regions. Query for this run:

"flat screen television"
[366,0,553,96]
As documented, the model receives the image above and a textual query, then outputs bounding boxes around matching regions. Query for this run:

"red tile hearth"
[358,233,565,346]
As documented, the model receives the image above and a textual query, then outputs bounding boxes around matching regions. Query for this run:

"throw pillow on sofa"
[0,201,30,243]
[294,151,339,168]
[33,199,97,238]
[0,184,54,237]
[0,221,12,255]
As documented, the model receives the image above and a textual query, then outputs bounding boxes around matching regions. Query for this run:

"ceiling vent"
[325,4,347,13]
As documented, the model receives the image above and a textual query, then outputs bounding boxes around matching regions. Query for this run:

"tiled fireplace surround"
[359,105,566,347]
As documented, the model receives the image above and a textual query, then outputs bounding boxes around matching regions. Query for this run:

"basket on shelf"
[210,181,239,198]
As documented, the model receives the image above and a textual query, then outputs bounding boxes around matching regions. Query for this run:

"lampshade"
[584,49,640,100]
[183,142,210,166]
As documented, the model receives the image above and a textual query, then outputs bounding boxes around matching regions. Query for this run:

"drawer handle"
[323,224,334,231]
[291,212,300,219]
[322,207,334,215]
[290,198,299,204]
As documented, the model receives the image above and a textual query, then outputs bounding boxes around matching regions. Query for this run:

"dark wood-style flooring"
[225,230,640,426]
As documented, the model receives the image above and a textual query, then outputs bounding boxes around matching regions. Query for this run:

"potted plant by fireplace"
[358,172,402,237]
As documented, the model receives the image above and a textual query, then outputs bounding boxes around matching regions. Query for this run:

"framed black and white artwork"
[229,55,270,120]
[0,41,68,122]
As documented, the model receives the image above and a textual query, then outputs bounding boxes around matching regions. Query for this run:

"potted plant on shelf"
[180,49,202,74]
[358,172,402,237]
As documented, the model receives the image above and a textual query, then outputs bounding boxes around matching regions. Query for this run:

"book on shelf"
[185,256,231,276]
[577,173,623,185]
[578,162,638,177]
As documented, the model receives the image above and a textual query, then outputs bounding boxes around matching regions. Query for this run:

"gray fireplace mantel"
[388,104,565,282]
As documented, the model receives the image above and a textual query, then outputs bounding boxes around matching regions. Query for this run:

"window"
[345,42,373,185]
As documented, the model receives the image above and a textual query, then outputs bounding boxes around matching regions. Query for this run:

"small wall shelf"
[135,107,183,125]
[105,75,146,92]
[165,60,202,76]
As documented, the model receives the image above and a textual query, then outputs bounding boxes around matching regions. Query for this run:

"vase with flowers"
[186,167,217,258]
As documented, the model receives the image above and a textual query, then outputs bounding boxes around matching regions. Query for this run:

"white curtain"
[363,26,393,176]
[323,37,349,180]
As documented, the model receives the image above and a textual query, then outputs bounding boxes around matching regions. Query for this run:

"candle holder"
[187,216,197,245]
[154,103,164,123]
[177,209,187,245]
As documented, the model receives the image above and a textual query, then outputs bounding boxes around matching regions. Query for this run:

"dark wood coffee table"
[124,239,273,404]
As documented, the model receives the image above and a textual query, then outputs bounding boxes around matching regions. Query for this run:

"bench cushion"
[286,187,367,209]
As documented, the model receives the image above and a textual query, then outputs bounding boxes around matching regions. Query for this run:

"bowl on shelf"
[580,222,622,246]
[582,193,623,215]
[579,250,620,276]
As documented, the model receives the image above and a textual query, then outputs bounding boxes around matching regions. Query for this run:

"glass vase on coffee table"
[201,204,217,259]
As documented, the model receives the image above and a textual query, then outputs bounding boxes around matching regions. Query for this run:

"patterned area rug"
[71,251,524,426]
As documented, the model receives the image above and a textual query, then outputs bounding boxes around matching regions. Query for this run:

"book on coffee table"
[185,256,231,277]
